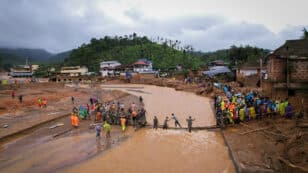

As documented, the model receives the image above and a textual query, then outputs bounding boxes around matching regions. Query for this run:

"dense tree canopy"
[194,45,270,67]
[64,34,204,72]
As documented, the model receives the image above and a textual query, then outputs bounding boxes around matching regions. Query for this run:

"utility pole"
[259,58,262,88]
[286,46,289,97]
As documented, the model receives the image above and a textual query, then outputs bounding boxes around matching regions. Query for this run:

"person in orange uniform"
[96,111,102,123]
[42,98,47,108]
[71,112,79,128]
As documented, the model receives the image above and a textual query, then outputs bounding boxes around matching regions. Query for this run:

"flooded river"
[60,84,235,173]
[102,84,216,127]
[0,84,235,173]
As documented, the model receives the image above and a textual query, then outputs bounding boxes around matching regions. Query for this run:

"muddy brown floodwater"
[0,84,235,173]
[59,84,235,173]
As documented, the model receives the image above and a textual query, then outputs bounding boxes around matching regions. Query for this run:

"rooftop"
[274,39,308,58]
[100,61,120,64]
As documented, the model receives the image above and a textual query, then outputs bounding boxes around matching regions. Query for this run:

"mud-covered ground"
[0,87,142,173]
[0,83,130,139]
[224,118,308,173]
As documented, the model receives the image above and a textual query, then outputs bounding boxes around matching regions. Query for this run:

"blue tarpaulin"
[203,66,232,77]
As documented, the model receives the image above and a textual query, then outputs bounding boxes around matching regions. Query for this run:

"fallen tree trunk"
[240,126,271,135]
[278,157,308,173]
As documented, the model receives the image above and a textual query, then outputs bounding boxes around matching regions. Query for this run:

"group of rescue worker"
[153,113,196,133]
[71,96,147,138]
[214,85,295,126]
[71,95,198,139]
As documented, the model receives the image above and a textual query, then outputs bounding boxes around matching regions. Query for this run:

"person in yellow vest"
[232,96,236,104]
[120,116,127,135]
[239,107,245,121]
[226,109,234,124]
[279,100,286,116]
[221,100,225,111]
[103,121,111,138]
[250,106,256,119]
[38,98,42,108]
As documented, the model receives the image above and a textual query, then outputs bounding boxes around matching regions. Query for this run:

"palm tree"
[302,28,308,39]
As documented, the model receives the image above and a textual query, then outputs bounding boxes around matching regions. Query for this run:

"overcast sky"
[0,0,307,53]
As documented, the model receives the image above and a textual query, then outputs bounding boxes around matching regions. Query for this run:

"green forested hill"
[192,45,271,67]
[0,48,70,71]
[0,48,53,62]
[65,34,271,72]
[64,34,204,72]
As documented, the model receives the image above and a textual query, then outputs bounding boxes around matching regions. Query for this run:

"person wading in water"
[153,116,158,130]
[186,116,195,133]
[163,116,170,129]
[171,113,182,128]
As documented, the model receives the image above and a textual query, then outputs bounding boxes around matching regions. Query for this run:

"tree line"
[64,33,203,72]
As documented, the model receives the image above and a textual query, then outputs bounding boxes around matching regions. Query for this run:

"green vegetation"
[33,64,60,77]
[64,34,204,72]
[1,34,274,74]
[194,45,270,67]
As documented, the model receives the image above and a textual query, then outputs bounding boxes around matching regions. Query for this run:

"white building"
[10,65,32,77]
[100,61,121,77]
[133,59,153,73]
[60,66,88,77]
[236,67,266,77]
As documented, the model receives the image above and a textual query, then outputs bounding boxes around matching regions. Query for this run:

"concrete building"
[10,65,32,77]
[100,61,121,77]
[236,67,266,77]
[133,59,153,73]
[263,39,308,111]
[60,66,88,77]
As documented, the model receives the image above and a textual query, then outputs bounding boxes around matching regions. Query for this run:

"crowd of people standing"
[214,84,295,126]
[70,96,147,138]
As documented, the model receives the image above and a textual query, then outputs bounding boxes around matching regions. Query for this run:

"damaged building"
[263,39,308,112]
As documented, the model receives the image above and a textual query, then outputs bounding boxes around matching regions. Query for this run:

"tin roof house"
[100,61,121,77]
[133,58,154,73]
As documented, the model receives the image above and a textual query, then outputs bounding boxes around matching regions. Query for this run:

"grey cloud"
[0,1,306,53]
[124,8,143,21]
[0,0,112,52]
